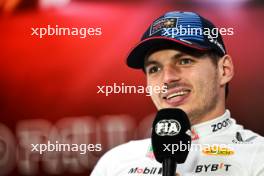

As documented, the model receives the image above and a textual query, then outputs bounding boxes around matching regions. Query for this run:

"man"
[91,11,264,176]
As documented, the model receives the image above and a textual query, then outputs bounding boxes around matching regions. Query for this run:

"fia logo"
[155,119,181,136]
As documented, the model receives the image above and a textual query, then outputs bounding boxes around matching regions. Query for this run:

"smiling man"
[143,48,231,125]
[91,11,264,176]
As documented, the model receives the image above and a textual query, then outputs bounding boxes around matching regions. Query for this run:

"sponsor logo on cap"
[202,146,234,156]
[207,35,226,54]
[155,119,181,136]
[150,17,178,36]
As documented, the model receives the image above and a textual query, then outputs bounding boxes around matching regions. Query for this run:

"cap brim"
[126,36,209,69]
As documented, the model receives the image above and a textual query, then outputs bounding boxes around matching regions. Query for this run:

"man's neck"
[190,108,226,126]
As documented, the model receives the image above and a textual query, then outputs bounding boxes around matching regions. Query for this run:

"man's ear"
[218,55,234,86]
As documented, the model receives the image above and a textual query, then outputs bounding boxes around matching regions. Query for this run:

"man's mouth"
[162,88,191,106]
[163,89,191,100]
[165,90,190,100]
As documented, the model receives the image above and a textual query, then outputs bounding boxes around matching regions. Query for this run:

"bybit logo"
[195,163,232,173]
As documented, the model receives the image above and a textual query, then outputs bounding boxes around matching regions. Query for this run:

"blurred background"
[0,0,264,175]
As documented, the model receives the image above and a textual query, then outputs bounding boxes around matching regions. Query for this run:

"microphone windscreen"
[151,108,191,163]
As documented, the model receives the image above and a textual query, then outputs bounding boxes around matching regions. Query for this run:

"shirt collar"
[191,110,233,140]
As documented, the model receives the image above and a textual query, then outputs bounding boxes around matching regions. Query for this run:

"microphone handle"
[162,158,177,176]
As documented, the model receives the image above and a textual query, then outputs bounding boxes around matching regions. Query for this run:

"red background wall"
[0,1,264,175]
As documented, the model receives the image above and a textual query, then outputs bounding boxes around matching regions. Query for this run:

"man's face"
[144,49,222,121]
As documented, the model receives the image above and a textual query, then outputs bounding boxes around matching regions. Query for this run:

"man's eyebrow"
[144,60,159,67]
[172,53,186,59]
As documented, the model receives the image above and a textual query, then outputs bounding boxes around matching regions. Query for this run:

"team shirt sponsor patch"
[202,146,234,156]
[195,163,232,173]
[211,118,232,132]
[128,167,162,175]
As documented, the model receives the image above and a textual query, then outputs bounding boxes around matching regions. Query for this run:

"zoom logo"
[155,119,181,136]
[211,118,232,132]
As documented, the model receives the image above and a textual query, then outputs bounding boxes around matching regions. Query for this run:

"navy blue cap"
[126,11,226,69]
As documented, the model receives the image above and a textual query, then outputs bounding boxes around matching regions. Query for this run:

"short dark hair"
[143,46,229,98]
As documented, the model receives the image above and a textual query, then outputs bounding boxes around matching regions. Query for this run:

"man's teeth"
[166,91,188,99]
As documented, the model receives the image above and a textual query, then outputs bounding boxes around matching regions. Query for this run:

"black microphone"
[151,108,191,176]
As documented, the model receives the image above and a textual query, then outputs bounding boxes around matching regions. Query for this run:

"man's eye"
[147,66,160,74]
[179,58,193,65]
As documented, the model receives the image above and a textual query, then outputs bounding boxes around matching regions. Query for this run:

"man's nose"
[162,64,181,85]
